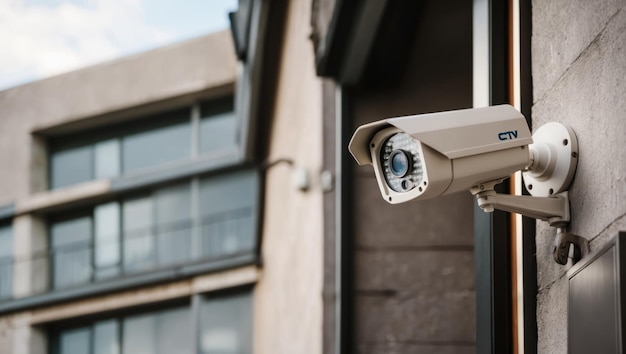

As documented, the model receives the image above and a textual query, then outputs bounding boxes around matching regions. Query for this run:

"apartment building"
[0,0,324,351]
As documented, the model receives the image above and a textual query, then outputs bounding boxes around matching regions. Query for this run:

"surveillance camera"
[349,105,535,203]
[349,104,583,265]
[349,104,579,231]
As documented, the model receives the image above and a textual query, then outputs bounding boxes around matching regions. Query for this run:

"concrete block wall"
[532,0,626,352]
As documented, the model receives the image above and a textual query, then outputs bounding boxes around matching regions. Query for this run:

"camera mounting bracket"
[470,182,587,265]
[523,122,578,197]
[471,121,583,264]
[470,181,570,227]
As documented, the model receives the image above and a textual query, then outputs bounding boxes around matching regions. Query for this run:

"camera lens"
[380,133,423,193]
[390,150,410,177]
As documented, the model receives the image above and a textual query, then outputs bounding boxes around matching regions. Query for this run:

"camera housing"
[349,105,533,203]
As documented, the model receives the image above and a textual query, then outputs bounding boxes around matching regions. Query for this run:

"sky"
[0,0,238,90]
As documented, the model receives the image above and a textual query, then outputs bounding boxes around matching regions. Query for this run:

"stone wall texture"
[532,0,626,352]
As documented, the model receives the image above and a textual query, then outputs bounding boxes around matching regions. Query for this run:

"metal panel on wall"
[568,232,626,354]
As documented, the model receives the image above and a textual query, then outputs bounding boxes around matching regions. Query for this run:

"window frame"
[48,288,253,354]
[198,288,254,354]
[47,168,261,292]
[47,97,238,191]
[472,0,537,352]
[48,211,94,290]
[48,298,192,354]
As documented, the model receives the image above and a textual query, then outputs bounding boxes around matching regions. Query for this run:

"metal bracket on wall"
[553,228,589,265]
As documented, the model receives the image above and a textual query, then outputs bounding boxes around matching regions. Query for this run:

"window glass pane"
[94,202,120,280]
[51,145,93,189]
[123,313,156,354]
[155,183,191,266]
[0,224,12,300]
[121,307,193,354]
[0,225,12,258]
[199,170,257,257]
[156,307,192,354]
[200,170,257,214]
[122,196,154,272]
[56,307,193,354]
[200,106,236,154]
[94,319,120,354]
[95,139,121,180]
[51,217,92,288]
[200,292,252,354]
[51,217,91,247]
[59,326,90,354]
[122,121,191,173]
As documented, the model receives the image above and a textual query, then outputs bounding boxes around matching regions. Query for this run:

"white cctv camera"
[349,104,579,229]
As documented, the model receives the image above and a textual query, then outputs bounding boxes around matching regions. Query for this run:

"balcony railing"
[0,207,256,301]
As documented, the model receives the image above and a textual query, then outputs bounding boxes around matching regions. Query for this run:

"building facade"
[0,1,325,351]
[0,0,624,354]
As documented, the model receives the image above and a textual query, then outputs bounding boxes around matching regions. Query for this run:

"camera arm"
[470,181,588,265]
[470,181,569,226]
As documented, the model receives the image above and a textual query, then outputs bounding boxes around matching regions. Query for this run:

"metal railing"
[0,207,256,300]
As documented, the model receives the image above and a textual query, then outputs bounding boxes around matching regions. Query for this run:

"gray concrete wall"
[532,1,626,352]
[350,1,476,353]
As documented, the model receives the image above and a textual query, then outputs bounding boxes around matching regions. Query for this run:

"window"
[199,98,237,154]
[42,95,257,299]
[0,223,12,300]
[55,306,193,354]
[122,119,191,173]
[199,171,257,257]
[94,202,121,280]
[199,292,252,354]
[95,139,121,179]
[50,169,258,289]
[50,216,92,289]
[49,98,235,190]
[122,195,156,273]
[59,326,91,353]
[53,291,252,354]
[50,144,93,189]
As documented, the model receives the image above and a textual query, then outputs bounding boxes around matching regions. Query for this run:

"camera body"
[349,105,533,204]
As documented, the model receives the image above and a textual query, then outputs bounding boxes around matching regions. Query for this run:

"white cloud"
[0,0,175,90]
